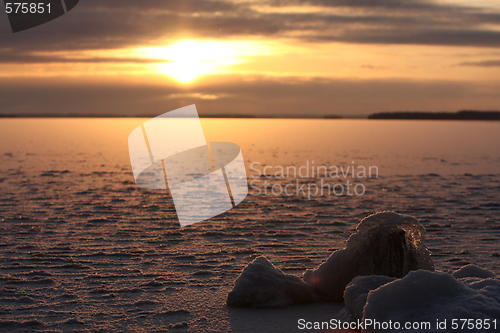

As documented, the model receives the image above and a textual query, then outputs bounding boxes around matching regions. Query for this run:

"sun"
[137,40,270,83]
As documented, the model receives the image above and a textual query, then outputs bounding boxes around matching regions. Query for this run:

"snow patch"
[344,275,396,320]
[452,264,497,279]
[227,256,313,308]
[362,270,500,332]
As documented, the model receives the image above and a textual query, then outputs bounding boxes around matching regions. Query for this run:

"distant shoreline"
[1,110,499,120]
[0,114,341,119]
[368,110,500,120]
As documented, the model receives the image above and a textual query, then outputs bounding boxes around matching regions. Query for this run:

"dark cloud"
[1,0,500,65]
[0,51,171,64]
[458,60,500,67]
[1,75,499,117]
[26,57,169,64]
[269,0,434,8]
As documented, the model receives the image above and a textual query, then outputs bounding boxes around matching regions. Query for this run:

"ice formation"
[452,264,497,279]
[303,211,434,301]
[344,275,396,320]
[226,256,313,308]
[362,270,500,332]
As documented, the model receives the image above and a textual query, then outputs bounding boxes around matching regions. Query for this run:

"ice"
[303,211,434,301]
[467,278,500,291]
[226,257,313,308]
[344,275,396,320]
[362,270,500,332]
[3,119,500,332]
[452,264,497,279]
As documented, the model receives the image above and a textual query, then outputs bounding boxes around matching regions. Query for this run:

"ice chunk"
[363,270,500,332]
[344,275,396,320]
[467,278,500,292]
[452,264,497,279]
[227,256,313,308]
[304,212,434,301]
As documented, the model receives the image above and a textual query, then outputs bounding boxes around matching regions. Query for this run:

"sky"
[1,0,500,117]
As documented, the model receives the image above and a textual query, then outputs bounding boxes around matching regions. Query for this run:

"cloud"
[458,60,500,67]
[168,93,225,100]
[360,64,386,70]
[1,0,500,65]
[0,53,171,64]
[1,74,499,117]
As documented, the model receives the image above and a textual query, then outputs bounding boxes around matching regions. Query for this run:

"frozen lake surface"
[0,118,499,332]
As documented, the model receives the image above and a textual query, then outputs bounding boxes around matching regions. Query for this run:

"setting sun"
[137,40,271,83]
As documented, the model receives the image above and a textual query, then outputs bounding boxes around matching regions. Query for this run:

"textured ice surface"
[1,119,500,332]
[452,264,497,279]
[344,275,396,320]
[304,212,435,301]
[227,257,313,308]
[363,270,500,332]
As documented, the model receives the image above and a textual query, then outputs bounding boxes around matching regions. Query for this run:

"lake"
[0,118,499,332]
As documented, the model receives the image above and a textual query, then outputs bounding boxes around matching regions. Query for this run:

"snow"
[226,256,313,308]
[452,264,497,279]
[303,211,435,301]
[362,270,500,332]
[344,275,396,320]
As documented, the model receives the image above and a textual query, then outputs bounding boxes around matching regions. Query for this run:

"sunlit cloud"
[168,93,225,100]
[136,40,272,83]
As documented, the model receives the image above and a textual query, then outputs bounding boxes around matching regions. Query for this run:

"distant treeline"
[369,110,500,120]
